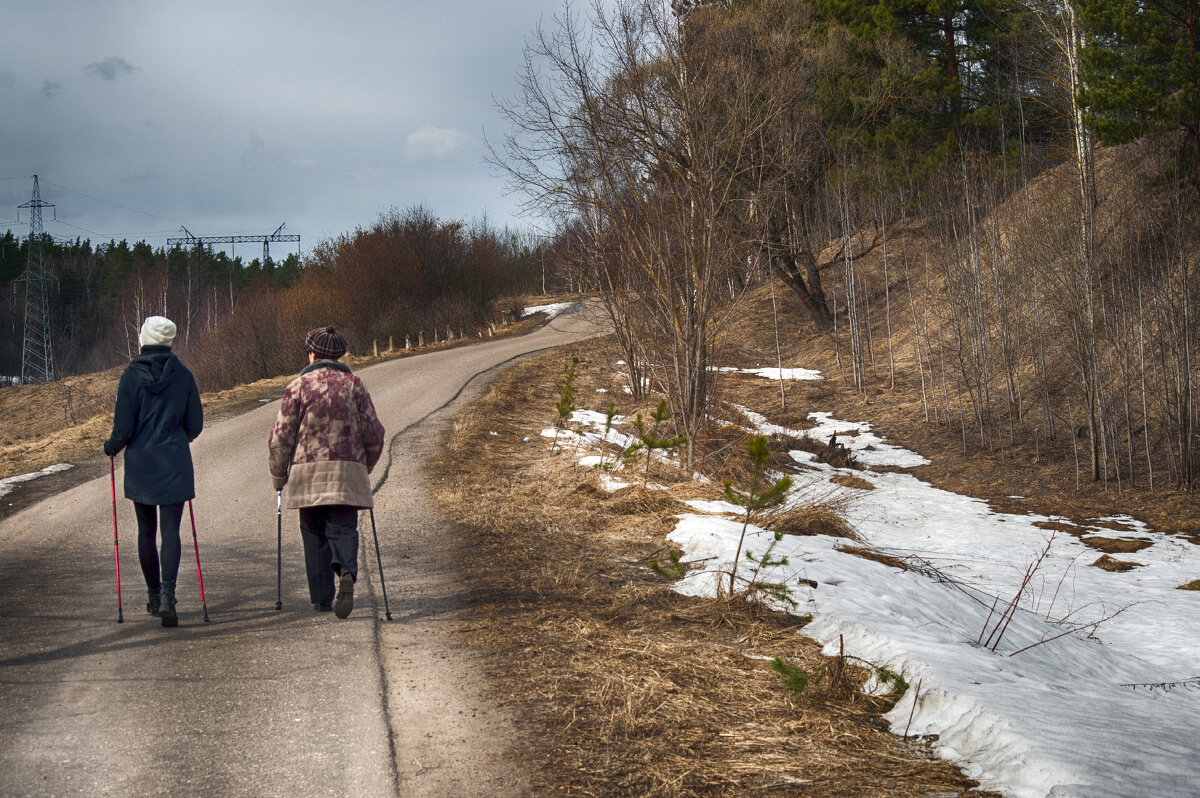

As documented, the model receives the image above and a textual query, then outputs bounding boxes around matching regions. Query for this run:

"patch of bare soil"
[431,342,996,797]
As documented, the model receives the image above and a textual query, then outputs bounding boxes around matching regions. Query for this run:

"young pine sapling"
[725,434,793,597]
[628,398,687,487]
[552,357,579,454]
[597,400,619,470]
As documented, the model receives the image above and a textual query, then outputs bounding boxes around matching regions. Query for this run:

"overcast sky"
[0,0,570,259]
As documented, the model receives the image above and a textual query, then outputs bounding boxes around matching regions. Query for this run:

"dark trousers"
[134,501,184,592]
[298,505,359,606]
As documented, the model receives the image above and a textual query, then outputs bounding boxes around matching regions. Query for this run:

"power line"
[40,179,236,234]
[48,219,111,238]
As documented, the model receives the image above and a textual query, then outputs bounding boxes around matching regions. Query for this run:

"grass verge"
[431,342,997,796]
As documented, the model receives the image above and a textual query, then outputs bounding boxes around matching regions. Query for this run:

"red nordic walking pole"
[187,501,211,622]
[110,458,124,623]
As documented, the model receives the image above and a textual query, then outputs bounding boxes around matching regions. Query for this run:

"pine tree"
[724,434,794,596]
[628,399,687,486]
[1077,0,1200,182]
[552,358,579,454]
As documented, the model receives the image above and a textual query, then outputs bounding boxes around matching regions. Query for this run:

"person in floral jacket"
[268,327,385,618]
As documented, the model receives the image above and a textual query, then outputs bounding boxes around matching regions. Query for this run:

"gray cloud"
[404,126,476,164]
[3,1,567,248]
[84,57,134,81]
[241,133,317,173]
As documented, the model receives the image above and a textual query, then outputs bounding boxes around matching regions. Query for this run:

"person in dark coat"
[104,316,203,627]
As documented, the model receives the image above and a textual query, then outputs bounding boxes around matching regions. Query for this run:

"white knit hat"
[139,316,177,348]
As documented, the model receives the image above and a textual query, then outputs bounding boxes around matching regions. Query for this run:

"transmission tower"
[18,175,55,384]
[167,223,300,271]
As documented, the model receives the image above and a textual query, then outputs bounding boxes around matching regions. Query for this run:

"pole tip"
[275,602,283,611]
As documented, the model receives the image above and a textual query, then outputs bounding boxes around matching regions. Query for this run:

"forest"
[0,205,545,389]
[496,0,1199,489]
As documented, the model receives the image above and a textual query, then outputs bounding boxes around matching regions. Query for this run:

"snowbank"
[0,463,74,500]
[667,412,1200,798]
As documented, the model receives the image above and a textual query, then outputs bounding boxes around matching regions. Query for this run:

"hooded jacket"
[268,360,384,509]
[104,346,204,505]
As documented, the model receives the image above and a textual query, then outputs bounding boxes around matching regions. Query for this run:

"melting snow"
[0,463,74,500]
[713,366,824,381]
[667,412,1199,798]
[523,302,576,319]
[540,390,1199,797]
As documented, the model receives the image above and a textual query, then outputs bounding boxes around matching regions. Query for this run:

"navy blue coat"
[104,346,204,506]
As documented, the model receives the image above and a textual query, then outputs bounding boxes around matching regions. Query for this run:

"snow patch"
[0,463,74,500]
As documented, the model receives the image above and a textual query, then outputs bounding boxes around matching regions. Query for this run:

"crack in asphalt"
[362,305,589,796]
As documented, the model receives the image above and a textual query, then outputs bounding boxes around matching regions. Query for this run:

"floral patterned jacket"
[268,360,385,509]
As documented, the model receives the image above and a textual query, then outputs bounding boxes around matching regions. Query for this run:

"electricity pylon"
[167,223,299,270]
[18,175,54,384]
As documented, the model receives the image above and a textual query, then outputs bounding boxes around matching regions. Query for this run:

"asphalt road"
[0,304,602,798]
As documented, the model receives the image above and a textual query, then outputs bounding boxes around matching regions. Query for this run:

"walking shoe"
[313,602,333,612]
[334,573,354,619]
[159,587,178,627]
[146,589,161,616]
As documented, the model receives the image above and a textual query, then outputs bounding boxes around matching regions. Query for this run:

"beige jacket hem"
[284,460,373,509]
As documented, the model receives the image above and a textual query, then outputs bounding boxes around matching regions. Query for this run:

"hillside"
[428,271,1198,794]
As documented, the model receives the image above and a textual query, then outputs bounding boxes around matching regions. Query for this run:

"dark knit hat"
[305,326,348,360]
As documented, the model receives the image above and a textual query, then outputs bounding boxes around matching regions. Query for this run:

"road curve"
[0,304,603,797]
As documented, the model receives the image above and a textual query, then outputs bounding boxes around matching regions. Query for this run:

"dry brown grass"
[1091,554,1143,573]
[836,546,912,573]
[830,473,875,491]
[431,342,994,796]
[1177,580,1200,591]
[712,270,1200,548]
[767,501,858,540]
[1082,537,1154,554]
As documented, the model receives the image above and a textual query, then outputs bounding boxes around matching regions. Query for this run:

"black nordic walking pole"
[368,508,392,621]
[187,501,211,622]
[275,490,283,611]
[109,458,124,624]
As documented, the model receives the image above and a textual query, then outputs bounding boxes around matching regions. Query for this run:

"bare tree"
[493,0,789,466]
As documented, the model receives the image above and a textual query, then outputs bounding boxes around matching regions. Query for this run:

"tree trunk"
[774,250,832,330]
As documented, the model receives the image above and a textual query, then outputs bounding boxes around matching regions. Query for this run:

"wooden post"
[419,331,424,347]
[388,335,394,352]
[405,335,412,351]
[373,339,378,357]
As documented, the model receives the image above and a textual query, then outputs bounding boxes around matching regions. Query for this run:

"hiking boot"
[334,573,354,619]
[314,602,333,612]
[146,589,161,616]
[159,587,178,627]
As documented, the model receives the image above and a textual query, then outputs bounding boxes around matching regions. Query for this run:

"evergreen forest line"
[0,205,545,390]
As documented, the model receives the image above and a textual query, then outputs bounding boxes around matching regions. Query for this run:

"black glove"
[103,439,119,457]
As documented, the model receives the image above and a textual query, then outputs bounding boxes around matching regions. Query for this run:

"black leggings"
[134,502,184,591]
